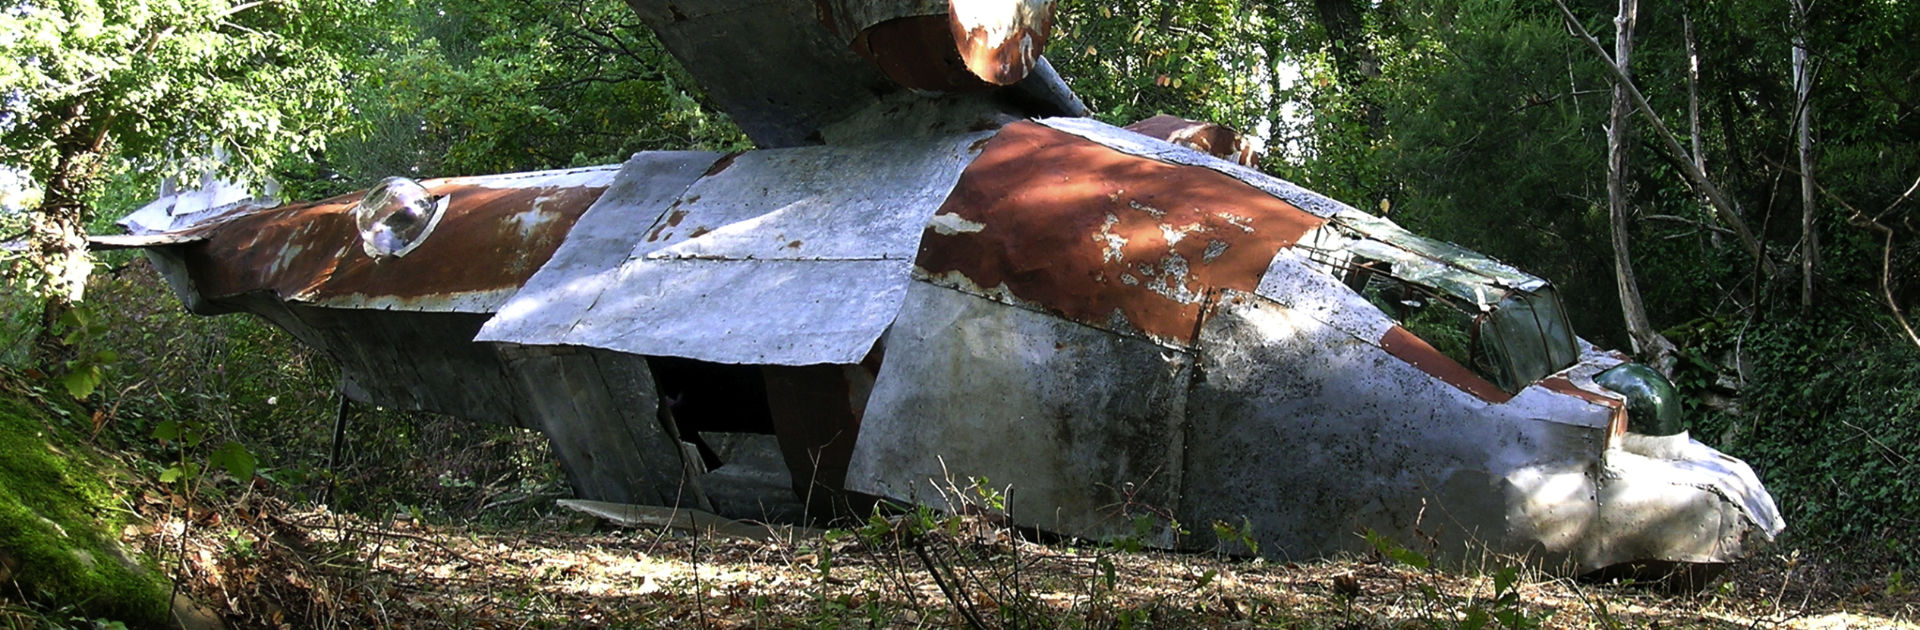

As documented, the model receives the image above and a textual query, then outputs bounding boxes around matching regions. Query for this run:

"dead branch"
[1807,173,1920,350]
[1550,0,1779,276]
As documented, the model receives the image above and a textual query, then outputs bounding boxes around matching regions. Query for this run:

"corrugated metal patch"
[479,151,723,344]
[486,131,990,365]
[916,121,1324,345]
[182,166,618,313]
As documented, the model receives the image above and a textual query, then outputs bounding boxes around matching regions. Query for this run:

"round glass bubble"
[352,176,443,258]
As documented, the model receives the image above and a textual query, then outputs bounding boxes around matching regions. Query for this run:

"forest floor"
[134,487,1916,630]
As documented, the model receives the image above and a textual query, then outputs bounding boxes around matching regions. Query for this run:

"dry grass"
[128,488,1917,630]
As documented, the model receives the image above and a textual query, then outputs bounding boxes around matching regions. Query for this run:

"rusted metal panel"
[850,15,992,92]
[1038,117,1354,219]
[478,151,721,344]
[176,167,617,314]
[947,0,1054,85]
[484,130,990,366]
[847,280,1191,545]
[1124,114,1260,167]
[916,121,1324,346]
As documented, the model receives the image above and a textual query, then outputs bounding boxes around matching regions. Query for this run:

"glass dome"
[352,176,445,258]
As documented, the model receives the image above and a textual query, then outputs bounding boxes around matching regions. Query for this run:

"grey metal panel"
[560,258,910,365]
[1578,433,1785,570]
[847,281,1192,544]
[497,345,691,506]
[638,131,993,261]
[1177,290,1603,561]
[488,132,989,365]
[1036,117,1355,219]
[476,151,721,345]
[1254,249,1395,344]
[625,0,892,147]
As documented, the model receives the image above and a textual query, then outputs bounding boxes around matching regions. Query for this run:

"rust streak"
[1379,326,1514,403]
[917,121,1323,345]
[184,181,606,306]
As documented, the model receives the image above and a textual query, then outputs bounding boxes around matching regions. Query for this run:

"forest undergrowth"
[1,253,1915,629]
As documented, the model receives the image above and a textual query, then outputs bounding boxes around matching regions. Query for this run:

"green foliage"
[298,0,746,195]
[1690,308,1920,562]
[0,394,170,627]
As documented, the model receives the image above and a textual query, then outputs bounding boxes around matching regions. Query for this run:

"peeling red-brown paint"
[851,15,992,92]
[917,121,1323,345]
[182,179,606,309]
[1379,326,1513,403]
[948,0,1054,85]
[1125,114,1261,167]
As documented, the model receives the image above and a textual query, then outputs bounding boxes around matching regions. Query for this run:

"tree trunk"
[1791,0,1818,308]
[1606,0,1675,369]
[1551,0,1777,277]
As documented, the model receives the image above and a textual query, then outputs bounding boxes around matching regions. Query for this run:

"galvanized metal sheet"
[487,131,990,365]
[1583,433,1786,570]
[548,258,909,365]
[1333,209,1548,297]
[916,121,1324,346]
[637,131,994,261]
[847,280,1191,544]
[1178,289,1606,560]
[1037,117,1354,219]
[478,151,722,344]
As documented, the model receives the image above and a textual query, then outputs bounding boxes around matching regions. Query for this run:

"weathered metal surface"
[1123,114,1260,167]
[847,281,1191,544]
[1178,289,1608,561]
[496,344,692,506]
[169,167,617,314]
[916,121,1324,346]
[1333,209,1547,302]
[236,299,528,428]
[947,0,1054,85]
[626,0,890,147]
[483,128,991,366]
[1038,117,1353,219]
[1583,433,1784,570]
[479,152,721,344]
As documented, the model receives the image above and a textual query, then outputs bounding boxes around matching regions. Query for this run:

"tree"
[0,0,375,301]
[1603,0,1675,368]
[297,0,745,193]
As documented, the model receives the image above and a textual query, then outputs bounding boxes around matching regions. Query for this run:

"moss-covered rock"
[0,395,171,627]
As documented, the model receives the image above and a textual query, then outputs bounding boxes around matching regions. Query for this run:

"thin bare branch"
[1550,0,1779,276]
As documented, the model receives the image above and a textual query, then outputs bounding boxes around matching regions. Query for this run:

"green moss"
[0,396,170,627]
